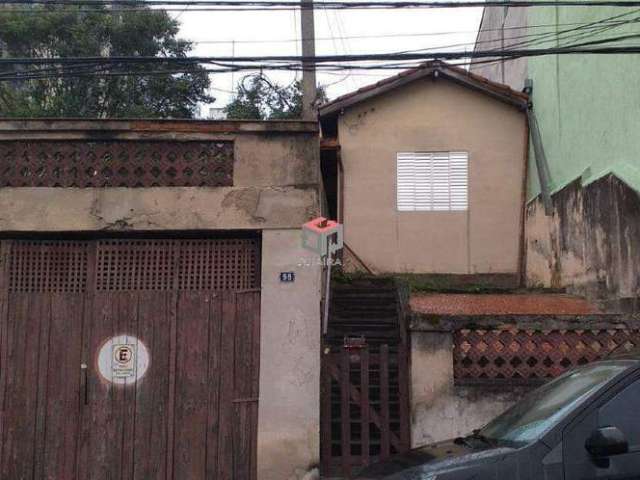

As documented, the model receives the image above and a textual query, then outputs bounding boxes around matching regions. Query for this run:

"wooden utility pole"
[300,0,317,120]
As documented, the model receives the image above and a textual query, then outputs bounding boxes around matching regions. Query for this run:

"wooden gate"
[0,238,261,480]
[321,344,410,478]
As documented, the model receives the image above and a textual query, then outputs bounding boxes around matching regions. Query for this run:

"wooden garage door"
[0,238,261,480]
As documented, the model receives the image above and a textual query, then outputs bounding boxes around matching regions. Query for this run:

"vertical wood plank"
[233,292,258,480]
[380,345,390,461]
[83,292,119,480]
[340,348,351,479]
[133,291,170,480]
[217,291,237,480]
[119,292,140,480]
[232,291,254,480]
[32,294,52,480]
[75,286,94,480]
[360,349,370,467]
[248,291,261,480]
[0,293,19,479]
[0,240,11,474]
[0,294,44,479]
[43,294,84,480]
[205,293,222,480]
[165,291,178,480]
[173,291,211,479]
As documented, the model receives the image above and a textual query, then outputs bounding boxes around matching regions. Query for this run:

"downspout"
[524,79,553,215]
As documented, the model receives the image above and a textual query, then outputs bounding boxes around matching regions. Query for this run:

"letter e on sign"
[97,335,150,385]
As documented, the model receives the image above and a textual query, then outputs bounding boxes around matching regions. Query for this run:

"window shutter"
[397,153,418,211]
[449,152,469,211]
[396,151,468,211]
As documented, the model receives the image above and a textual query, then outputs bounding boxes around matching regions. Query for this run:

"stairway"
[328,277,403,347]
[322,277,409,477]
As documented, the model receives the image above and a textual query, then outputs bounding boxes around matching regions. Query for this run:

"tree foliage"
[225,74,327,120]
[0,6,213,118]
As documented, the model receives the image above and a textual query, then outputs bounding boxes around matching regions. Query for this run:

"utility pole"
[230,40,236,94]
[300,0,317,120]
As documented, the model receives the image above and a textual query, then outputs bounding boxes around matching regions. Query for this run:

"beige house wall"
[337,79,527,275]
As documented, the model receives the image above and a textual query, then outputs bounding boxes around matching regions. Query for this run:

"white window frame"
[396,151,469,212]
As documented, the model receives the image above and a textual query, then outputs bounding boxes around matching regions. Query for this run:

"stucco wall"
[410,330,526,447]
[525,6,640,199]
[258,229,321,480]
[337,79,527,275]
[470,7,528,91]
[525,175,640,312]
[473,7,640,308]
[0,131,320,231]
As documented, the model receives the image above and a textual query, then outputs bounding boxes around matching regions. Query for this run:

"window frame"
[395,150,469,213]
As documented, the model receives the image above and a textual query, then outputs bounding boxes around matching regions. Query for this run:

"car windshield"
[479,361,633,448]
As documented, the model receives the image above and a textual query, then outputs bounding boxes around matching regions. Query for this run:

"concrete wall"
[470,7,528,91]
[0,130,320,231]
[472,7,640,309]
[525,6,640,200]
[258,230,322,480]
[410,330,526,447]
[337,79,527,275]
[526,175,640,312]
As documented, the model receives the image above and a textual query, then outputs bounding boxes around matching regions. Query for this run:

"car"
[357,350,640,480]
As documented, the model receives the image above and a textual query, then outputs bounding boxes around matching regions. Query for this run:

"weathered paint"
[0,186,318,231]
[409,331,526,447]
[525,175,640,311]
[0,125,320,232]
[472,7,640,308]
[258,230,322,480]
[335,78,528,275]
[472,7,528,91]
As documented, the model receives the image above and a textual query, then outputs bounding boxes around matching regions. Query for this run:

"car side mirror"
[585,426,629,457]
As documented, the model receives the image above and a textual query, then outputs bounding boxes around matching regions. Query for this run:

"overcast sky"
[171,5,484,114]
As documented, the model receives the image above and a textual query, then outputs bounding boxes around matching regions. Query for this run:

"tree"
[0,5,213,118]
[225,74,327,120]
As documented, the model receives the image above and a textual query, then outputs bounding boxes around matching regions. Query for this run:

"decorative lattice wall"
[454,328,640,386]
[0,140,234,187]
[6,238,259,293]
[8,241,90,293]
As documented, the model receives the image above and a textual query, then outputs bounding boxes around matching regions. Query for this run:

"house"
[316,63,640,478]
[472,6,640,312]
[0,119,322,480]
[317,62,529,476]
[319,61,529,283]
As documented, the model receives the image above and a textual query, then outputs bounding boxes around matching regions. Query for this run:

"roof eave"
[318,64,529,119]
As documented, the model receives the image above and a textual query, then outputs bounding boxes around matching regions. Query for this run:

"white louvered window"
[396,151,468,211]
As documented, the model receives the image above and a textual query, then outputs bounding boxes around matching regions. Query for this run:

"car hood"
[357,439,515,479]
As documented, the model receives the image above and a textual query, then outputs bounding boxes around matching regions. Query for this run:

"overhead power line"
[2,37,640,81]
[4,40,640,67]
[6,0,640,9]
[189,18,634,44]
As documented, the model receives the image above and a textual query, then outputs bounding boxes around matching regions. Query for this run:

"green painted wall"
[527,5,640,199]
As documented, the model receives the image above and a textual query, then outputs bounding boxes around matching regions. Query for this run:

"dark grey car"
[358,353,640,480]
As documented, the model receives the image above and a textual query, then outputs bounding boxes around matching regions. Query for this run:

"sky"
[170,4,485,114]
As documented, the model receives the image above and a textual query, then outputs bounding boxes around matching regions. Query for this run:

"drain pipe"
[525,79,553,216]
